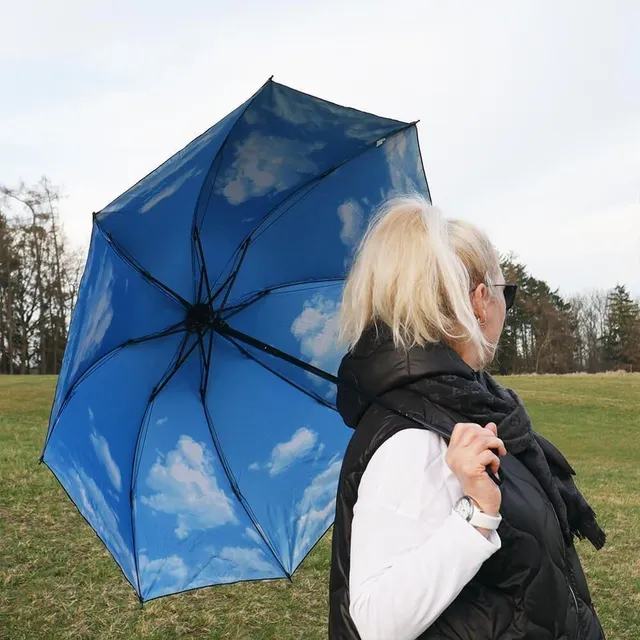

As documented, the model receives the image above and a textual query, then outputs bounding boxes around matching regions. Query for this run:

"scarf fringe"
[573,515,607,550]
[570,501,607,550]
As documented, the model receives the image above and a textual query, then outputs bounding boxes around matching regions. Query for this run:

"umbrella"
[41,78,431,602]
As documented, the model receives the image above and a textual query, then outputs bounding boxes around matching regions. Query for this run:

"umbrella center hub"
[187,303,215,332]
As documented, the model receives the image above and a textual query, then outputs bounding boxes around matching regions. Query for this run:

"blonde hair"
[339,195,501,362]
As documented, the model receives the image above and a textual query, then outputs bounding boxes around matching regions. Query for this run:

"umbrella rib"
[40,458,143,601]
[202,122,416,304]
[219,291,270,319]
[191,76,272,230]
[41,321,187,459]
[246,122,417,248]
[215,239,250,309]
[248,179,324,245]
[215,323,453,441]
[198,327,215,400]
[210,270,236,305]
[220,276,345,319]
[129,331,201,600]
[197,335,292,580]
[415,126,434,203]
[194,149,230,296]
[191,78,272,296]
[130,332,200,489]
[129,399,154,600]
[199,395,292,580]
[209,237,250,305]
[194,227,213,303]
[153,334,201,402]
[197,264,205,303]
[221,333,334,411]
[94,218,191,309]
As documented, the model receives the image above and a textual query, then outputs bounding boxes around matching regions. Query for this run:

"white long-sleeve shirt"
[348,428,502,640]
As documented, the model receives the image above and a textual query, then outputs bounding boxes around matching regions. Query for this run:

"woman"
[328,196,606,639]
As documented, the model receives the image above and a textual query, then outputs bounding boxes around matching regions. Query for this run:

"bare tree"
[571,291,610,372]
[0,178,83,374]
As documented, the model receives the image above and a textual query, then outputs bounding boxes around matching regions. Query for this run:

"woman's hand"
[445,422,506,516]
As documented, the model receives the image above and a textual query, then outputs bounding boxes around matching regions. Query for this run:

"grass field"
[1,374,639,639]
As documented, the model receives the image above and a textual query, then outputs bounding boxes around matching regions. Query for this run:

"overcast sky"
[2,0,638,297]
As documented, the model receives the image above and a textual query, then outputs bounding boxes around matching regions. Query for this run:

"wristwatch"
[453,496,502,530]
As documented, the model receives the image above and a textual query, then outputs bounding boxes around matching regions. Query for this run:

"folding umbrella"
[41,79,431,601]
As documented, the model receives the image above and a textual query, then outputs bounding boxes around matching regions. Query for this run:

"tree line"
[495,255,640,375]
[0,179,83,374]
[0,179,638,375]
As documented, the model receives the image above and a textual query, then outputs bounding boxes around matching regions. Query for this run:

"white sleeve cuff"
[451,508,502,551]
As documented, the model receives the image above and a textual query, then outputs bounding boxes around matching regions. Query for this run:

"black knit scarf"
[410,370,606,550]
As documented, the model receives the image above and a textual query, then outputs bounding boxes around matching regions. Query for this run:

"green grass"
[1,374,639,639]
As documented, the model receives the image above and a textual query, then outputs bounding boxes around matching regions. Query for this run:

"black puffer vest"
[329,334,605,639]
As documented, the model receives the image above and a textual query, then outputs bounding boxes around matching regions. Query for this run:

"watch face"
[456,497,473,520]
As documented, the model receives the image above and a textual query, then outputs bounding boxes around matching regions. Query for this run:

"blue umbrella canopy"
[41,79,431,602]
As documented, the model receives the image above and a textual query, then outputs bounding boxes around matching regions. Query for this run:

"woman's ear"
[471,283,487,315]
[471,284,488,319]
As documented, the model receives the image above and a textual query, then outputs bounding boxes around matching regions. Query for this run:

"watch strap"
[454,496,502,531]
[468,507,502,530]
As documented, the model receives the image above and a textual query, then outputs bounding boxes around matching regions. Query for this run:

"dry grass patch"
[1,374,639,638]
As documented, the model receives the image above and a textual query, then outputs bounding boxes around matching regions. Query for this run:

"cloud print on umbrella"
[293,455,342,565]
[69,260,115,380]
[101,108,241,215]
[249,426,324,475]
[57,462,136,581]
[337,199,364,246]
[384,131,421,196]
[345,120,396,141]
[88,408,122,492]
[139,553,188,594]
[140,435,238,539]
[265,86,401,142]
[291,294,343,400]
[214,546,277,576]
[263,88,350,128]
[139,168,203,214]
[244,526,263,545]
[140,544,281,597]
[216,131,325,205]
[189,545,281,588]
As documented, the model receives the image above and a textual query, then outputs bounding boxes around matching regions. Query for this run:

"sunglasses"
[471,283,518,311]
[493,284,518,311]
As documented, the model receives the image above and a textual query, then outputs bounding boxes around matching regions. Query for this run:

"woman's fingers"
[470,435,506,457]
[448,423,504,515]
[454,423,487,447]
[485,422,498,437]
[452,423,506,456]
[450,422,475,446]
[477,450,501,475]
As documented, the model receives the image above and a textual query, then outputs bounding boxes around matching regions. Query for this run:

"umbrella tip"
[268,75,274,82]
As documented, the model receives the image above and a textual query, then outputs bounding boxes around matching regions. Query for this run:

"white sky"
[2,0,638,297]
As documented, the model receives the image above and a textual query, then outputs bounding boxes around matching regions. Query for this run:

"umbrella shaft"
[215,322,448,438]
[215,321,501,487]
